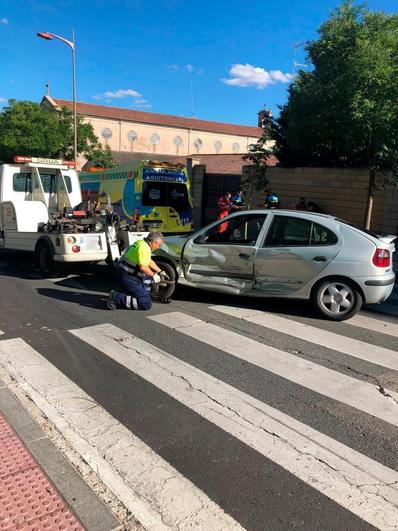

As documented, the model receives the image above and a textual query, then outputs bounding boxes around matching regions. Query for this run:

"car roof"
[228,209,335,220]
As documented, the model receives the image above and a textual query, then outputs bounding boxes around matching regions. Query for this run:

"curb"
[0,379,121,531]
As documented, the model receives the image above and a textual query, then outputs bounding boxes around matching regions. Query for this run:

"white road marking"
[210,306,398,370]
[72,323,398,530]
[349,313,398,338]
[149,312,398,427]
[0,337,241,531]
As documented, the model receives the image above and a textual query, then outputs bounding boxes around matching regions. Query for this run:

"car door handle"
[239,253,252,260]
[312,256,327,262]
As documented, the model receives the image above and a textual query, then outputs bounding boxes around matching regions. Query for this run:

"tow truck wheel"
[35,241,58,277]
[151,260,176,300]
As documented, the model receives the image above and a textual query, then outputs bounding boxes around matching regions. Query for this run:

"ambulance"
[79,160,193,235]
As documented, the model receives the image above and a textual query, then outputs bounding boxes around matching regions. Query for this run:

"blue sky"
[0,0,396,126]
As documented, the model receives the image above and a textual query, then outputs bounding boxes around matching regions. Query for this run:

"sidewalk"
[0,379,121,531]
[0,412,84,530]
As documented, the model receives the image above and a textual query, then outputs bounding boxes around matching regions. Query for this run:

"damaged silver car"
[153,210,396,321]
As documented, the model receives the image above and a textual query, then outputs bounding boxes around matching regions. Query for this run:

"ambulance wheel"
[35,241,58,277]
[151,260,176,300]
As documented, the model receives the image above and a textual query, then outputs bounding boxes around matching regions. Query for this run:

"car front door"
[254,214,342,295]
[182,213,268,292]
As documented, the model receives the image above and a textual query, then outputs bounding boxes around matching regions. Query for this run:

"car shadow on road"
[172,285,318,319]
[36,287,109,310]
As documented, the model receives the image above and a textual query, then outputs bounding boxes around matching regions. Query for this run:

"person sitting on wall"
[307,201,324,213]
[294,197,308,211]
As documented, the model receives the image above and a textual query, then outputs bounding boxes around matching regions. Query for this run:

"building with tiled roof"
[42,95,263,162]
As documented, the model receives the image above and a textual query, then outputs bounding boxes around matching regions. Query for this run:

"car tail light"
[372,248,390,267]
[72,245,80,253]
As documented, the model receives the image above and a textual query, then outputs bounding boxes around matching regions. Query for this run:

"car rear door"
[254,213,342,295]
[182,213,268,292]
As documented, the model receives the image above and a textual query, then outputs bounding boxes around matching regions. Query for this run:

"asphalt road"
[0,249,397,530]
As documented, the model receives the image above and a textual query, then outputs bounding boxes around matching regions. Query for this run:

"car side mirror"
[194,234,207,244]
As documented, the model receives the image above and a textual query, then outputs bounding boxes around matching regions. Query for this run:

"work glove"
[159,270,170,281]
[152,273,161,284]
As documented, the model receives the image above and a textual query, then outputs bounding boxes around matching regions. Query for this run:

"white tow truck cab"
[0,156,111,275]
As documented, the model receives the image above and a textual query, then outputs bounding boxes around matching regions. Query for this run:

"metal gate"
[201,173,241,226]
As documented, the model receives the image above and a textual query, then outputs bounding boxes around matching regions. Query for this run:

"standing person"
[216,192,232,233]
[107,232,169,310]
[217,192,232,218]
[131,207,140,224]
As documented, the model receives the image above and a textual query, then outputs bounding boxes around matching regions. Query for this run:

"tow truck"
[0,156,157,276]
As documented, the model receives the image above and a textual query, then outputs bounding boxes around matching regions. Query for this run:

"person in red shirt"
[217,192,232,233]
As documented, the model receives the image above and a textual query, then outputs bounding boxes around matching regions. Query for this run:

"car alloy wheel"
[313,279,363,321]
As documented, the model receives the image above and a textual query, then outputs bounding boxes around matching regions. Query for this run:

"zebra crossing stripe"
[209,306,398,370]
[149,312,398,427]
[71,322,398,530]
[348,313,398,338]
[0,337,242,531]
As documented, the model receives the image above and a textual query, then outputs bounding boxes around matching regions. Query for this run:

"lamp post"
[37,30,77,167]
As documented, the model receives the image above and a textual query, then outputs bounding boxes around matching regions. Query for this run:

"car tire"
[312,278,363,321]
[151,260,177,300]
[35,241,58,277]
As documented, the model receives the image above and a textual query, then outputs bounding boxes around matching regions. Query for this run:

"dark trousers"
[114,270,152,310]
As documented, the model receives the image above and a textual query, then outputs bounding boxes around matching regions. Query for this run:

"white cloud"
[0,17,9,24]
[0,97,6,102]
[222,63,293,89]
[104,88,142,98]
[166,64,203,75]
[92,88,142,100]
[134,100,152,108]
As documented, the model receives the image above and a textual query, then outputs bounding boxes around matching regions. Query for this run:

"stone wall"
[187,160,206,231]
[243,166,398,235]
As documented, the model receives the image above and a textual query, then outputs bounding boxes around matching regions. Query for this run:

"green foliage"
[242,131,273,207]
[0,99,116,167]
[86,145,116,168]
[274,1,398,192]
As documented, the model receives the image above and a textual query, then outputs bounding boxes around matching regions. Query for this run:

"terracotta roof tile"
[55,99,262,138]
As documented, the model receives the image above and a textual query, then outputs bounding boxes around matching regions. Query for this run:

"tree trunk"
[246,183,254,210]
[364,168,375,230]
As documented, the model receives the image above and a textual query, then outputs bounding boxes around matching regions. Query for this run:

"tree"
[0,99,116,167]
[85,145,116,168]
[273,1,398,228]
[242,130,273,208]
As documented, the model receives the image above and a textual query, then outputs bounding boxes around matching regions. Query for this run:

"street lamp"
[37,30,77,167]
